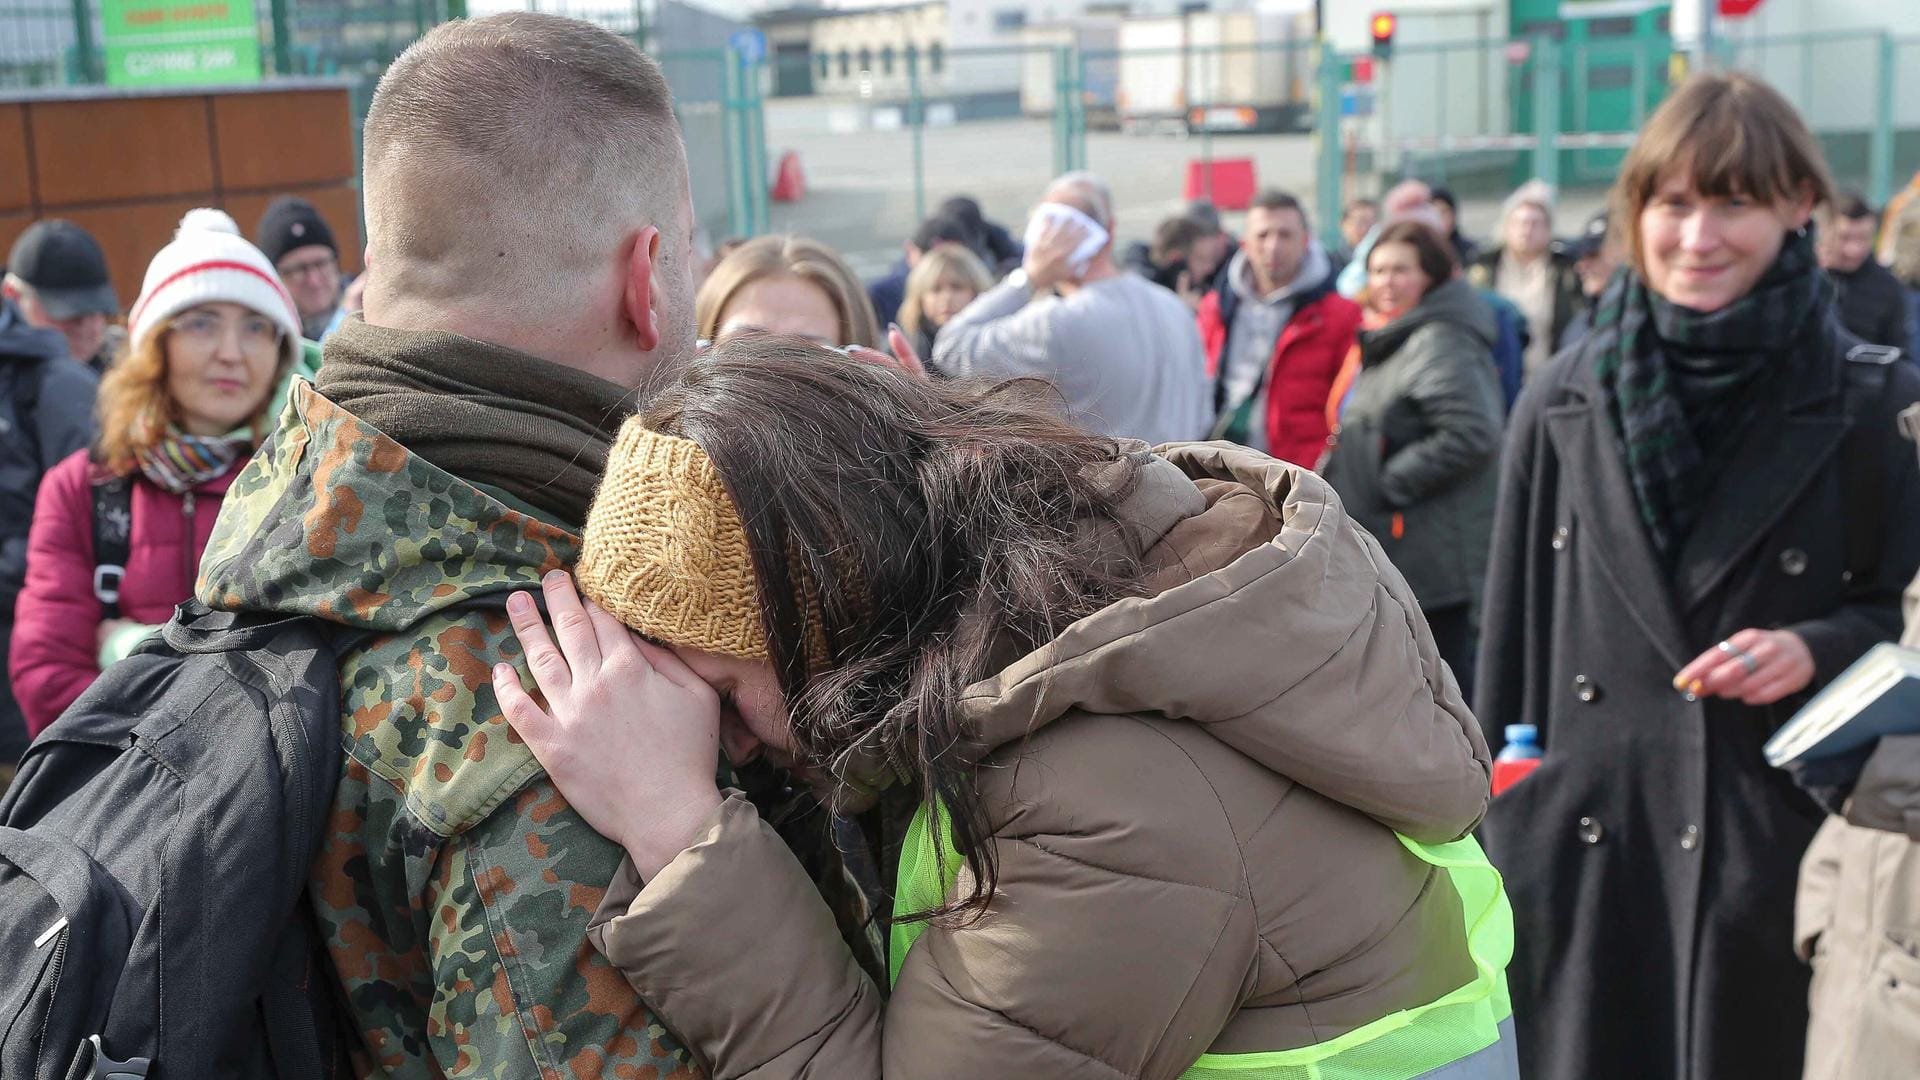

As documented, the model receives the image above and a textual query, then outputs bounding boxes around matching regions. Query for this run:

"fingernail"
[507,591,532,613]
[544,568,569,586]
[1671,674,1687,690]
[888,321,903,336]
[1689,680,1703,697]
[493,663,514,682]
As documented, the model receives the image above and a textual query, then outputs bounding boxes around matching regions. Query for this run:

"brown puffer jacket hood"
[960,440,1491,843]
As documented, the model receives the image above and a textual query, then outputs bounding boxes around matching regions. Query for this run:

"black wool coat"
[1473,314,1920,1080]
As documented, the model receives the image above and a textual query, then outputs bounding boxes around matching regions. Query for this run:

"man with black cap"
[2,219,120,373]
[1559,209,1617,352]
[0,235,99,788]
[255,195,347,340]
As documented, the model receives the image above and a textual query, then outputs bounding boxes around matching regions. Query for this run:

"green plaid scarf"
[1592,229,1831,563]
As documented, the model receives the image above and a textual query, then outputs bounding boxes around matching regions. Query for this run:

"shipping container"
[1115,7,1313,135]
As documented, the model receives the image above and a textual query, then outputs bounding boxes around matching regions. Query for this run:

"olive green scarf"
[317,318,636,527]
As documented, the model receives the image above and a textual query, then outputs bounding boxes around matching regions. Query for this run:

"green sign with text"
[101,0,262,87]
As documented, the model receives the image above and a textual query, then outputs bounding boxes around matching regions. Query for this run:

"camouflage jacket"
[198,382,697,1079]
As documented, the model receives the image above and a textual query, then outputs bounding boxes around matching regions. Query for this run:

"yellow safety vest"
[890,802,1514,1080]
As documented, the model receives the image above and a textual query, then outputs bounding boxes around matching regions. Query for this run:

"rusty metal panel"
[213,88,354,191]
[30,95,215,205]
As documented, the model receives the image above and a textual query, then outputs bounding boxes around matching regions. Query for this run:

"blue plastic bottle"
[1492,723,1542,796]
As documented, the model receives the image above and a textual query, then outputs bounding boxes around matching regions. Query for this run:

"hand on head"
[494,570,726,879]
[1023,216,1094,293]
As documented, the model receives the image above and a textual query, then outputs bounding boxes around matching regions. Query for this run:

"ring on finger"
[1731,649,1761,675]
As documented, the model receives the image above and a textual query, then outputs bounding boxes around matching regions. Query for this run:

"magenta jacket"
[11,448,239,736]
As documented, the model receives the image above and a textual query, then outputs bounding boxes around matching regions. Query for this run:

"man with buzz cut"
[194,13,703,1076]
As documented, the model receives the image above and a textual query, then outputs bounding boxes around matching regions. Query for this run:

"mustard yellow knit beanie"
[576,420,770,659]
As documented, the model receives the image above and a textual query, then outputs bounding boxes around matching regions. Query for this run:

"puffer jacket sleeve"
[11,450,106,735]
[1375,323,1503,509]
[592,792,1251,1080]
[591,795,883,1078]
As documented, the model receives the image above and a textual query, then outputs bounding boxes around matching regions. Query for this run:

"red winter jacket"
[12,449,239,736]
[1197,282,1363,469]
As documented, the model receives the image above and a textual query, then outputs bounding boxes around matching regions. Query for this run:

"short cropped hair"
[1830,191,1874,222]
[361,13,684,291]
[1045,172,1114,227]
[1150,215,1209,265]
[1613,71,1833,274]
[1250,190,1310,231]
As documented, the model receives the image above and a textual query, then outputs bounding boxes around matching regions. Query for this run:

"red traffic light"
[1371,13,1397,42]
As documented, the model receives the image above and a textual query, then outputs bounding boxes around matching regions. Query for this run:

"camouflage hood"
[198,380,577,628]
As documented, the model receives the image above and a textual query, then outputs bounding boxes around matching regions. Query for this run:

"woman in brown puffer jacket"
[490,336,1516,1079]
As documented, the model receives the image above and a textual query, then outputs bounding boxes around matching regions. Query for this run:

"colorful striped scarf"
[135,430,248,494]
[1591,229,1831,565]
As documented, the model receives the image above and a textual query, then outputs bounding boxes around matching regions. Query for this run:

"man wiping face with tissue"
[931,171,1212,446]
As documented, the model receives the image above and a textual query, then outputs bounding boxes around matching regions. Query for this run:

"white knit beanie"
[128,208,303,368]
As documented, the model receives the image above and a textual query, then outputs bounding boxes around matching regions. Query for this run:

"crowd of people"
[4,11,1920,1080]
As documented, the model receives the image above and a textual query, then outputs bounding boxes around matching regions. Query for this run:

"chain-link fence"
[6,1,1918,264]
[1,0,758,246]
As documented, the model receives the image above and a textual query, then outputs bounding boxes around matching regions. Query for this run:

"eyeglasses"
[276,255,337,280]
[170,309,281,352]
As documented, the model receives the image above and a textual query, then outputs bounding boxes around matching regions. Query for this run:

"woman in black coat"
[1475,72,1920,1080]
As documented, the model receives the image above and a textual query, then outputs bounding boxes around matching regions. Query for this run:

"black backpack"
[0,601,356,1080]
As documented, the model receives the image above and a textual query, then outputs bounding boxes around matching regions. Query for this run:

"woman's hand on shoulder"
[493,570,724,879]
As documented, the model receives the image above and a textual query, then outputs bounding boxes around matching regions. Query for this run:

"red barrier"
[1183,158,1256,211]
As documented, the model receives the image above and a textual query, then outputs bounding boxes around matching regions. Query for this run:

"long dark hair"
[639,334,1148,919]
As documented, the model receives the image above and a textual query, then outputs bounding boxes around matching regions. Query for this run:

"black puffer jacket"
[0,297,97,763]
[1320,279,1503,612]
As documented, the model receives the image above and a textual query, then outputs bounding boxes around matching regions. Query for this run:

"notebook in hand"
[1764,642,1920,767]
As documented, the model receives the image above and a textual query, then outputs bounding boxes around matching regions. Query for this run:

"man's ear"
[623,225,663,354]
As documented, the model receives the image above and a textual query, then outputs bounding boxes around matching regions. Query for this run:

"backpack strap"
[91,476,134,620]
[1841,343,1902,586]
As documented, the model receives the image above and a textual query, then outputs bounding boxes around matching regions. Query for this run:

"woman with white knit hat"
[10,208,318,735]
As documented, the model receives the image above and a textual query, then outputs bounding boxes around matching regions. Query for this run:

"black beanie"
[254,196,338,265]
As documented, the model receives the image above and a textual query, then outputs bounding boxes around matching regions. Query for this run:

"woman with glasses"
[10,209,315,736]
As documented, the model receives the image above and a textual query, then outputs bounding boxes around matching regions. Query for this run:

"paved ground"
[758,109,1610,279]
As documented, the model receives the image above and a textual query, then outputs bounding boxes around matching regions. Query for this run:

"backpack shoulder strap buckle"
[92,564,124,606]
[87,1035,151,1079]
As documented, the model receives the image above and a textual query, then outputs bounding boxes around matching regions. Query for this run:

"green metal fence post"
[1052,45,1071,178]
[1531,34,1561,191]
[1071,48,1089,172]
[746,55,768,235]
[1434,42,1450,185]
[1630,22,1650,128]
[1314,42,1344,252]
[270,0,294,74]
[1868,30,1895,209]
[724,49,749,239]
[907,44,925,225]
[1197,45,1213,186]
[70,0,99,83]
